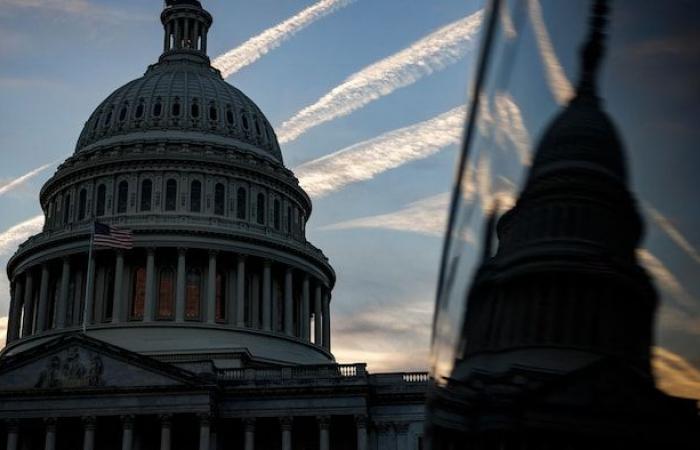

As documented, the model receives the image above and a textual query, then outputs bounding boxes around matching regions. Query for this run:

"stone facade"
[0,1,427,448]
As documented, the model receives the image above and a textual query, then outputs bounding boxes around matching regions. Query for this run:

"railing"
[216,363,368,382]
[402,372,430,383]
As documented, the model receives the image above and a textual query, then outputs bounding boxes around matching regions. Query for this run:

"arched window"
[190,180,202,213]
[286,206,292,232]
[185,268,202,320]
[241,113,249,130]
[157,267,175,319]
[214,183,225,216]
[104,107,113,127]
[236,187,247,220]
[256,193,266,225]
[153,97,163,118]
[117,181,129,213]
[140,179,152,212]
[209,103,218,121]
[191,99,200,118]
[273,199,281,230]
[131,267,146,320]
[216,271,226,321]
[226,106,235,126]
[171,98,181,117]
[254,116,262,136]
[96,184,106,217]
[135,99,145,119]
[78,189,87,220]
[63,194,72,224]
[165,179,177,211]
[119,103,129,122]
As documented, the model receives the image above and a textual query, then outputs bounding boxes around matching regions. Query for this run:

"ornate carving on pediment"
[35,346,105,389]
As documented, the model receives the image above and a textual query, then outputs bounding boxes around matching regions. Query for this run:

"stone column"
[159,415,171,450]
[112,251,124,324]
[301,275,310,341]
[207,251,218,324]
[280,417,292,450]
[121,415,134,450]
[44,418,57,450]
[22,271,35,336]
[144,248,156,322]
[355,415,368,450]
[56,257,71,329]
[82,417,96,450]
[6,420,19,450]
[262,261,272,331]
[236,256,246,327]
[251,273,260,328]
[284,268,293,336]
[243,418,255,450]
[314,284,322,345]
[36,263,50,332]
[395,422,410,450]
[322,291,331,351]
[318,416,330,450]
[8,279,23,342]
[198,415,210,450]
[176,248,187,322]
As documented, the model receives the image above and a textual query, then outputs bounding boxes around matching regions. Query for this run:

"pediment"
[0,334,203,392]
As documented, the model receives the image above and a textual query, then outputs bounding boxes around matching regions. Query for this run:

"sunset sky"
[0,0,698,400]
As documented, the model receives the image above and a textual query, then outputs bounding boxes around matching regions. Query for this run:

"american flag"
[93,222,134,250]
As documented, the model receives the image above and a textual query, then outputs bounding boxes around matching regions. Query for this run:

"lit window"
[131,267,146,320]
[186,268,202,320]
[158,267,175,319]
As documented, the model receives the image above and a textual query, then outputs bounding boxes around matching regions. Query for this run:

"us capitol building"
[0,1,427,449]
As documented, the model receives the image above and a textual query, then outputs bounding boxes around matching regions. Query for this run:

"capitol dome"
[3,0,335,368]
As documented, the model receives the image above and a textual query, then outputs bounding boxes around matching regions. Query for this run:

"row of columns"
[6,249,332,351]
[5,414,368,450]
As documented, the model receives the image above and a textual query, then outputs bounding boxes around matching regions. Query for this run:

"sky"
[0,0,698,400]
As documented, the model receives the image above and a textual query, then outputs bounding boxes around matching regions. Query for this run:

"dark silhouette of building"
[428,1,700,448]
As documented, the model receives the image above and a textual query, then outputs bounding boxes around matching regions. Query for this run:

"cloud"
[0,162,55,197]
[213,0,356,78]
[0,0,145,22]
[653,346,700,400]
[322,193,451,238]
[295,106,466,198]
[527,0,575,105]
[0,316,6,348]
[277,9,483,144]
[479,93,532,166]
[0,215,44,257]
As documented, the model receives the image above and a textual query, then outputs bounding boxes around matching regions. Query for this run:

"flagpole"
[82,221,96,334]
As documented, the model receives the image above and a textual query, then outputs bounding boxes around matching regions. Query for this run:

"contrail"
[295,106,466,198]
[278,9,483,144]
[527,0,574,105]
[645,205,700,266]
[321,193,452,238]
[212,0,356,78]
[0,215,44,256]
[0,163,54,197]
[637,248,696,311]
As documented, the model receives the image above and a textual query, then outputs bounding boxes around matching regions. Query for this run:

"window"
[241,113,249,130]
[63,194,71,224]
[254,117,262,136]
[172,98,181,117]
[153,98,163,117]
[135,100,145,119]
[117,181,129,213]
[256,193,266,225]
[104,108,113,127]
[185,268,202,320]
[214,183,225,216]
[209,103,218,121]
[236,187,247,220]
[92,113,101,131]
[119,103,128,122]
[274,199,281,230]
[131,267,146,320]
[140,179,152,212]
[157,267,175,319]
[165,179,177,211]
[191,100,200,118]
[287,206,292,232]
[78,189,87,220]
[226,107,235,126]
[216,271,226,321]
[190,180,202,213]
[96,184,106,217]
